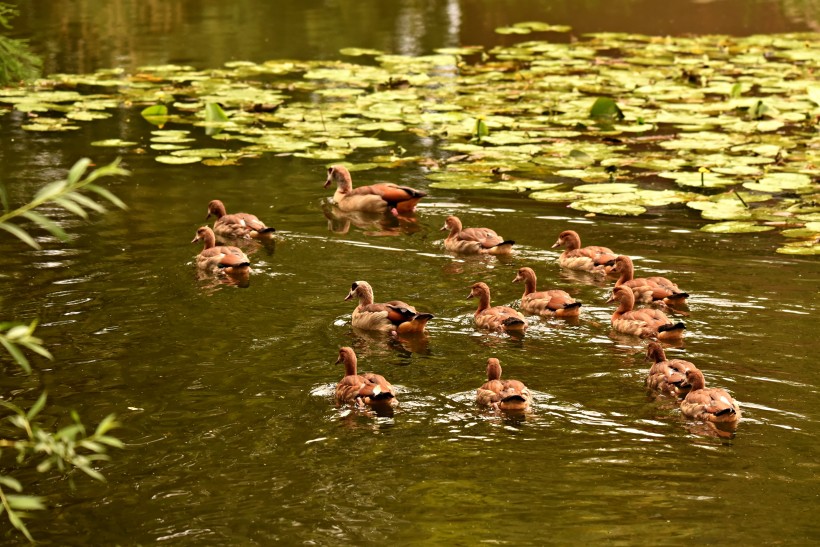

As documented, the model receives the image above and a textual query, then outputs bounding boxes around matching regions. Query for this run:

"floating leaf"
[91,139,138,147]
[574,183,637,193]
[140,104,168,126]
[569,201,646,216]
[700,221,775,233]
[590,97,624,121]
[742,172,815,193]
[155,155,201,165]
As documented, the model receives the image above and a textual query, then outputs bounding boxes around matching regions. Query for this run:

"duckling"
[610,255,688,306]
[468,282,528,332]
[206,199,276,242]
[644,341,694,397]
[191,226,251,280]
[476,358,531,411]
[513,267,582,317]
[607,286,685,340]
[325,165,426,215]
[345,281,433,334]
[680,367,741,423]
[441,215,514,255]
[334,347,397,408]
[551,230,616,274]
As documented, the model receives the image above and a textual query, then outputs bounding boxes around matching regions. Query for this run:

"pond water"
[1,1,819,545]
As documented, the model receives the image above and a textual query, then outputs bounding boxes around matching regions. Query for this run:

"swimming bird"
[610,255,688,306]
[441,215,514,255]
[680,366,741,423]
[513,267,582,317]
[468,282,528,332]
[334,347,397,408]
[644,341,694,396]
[345,281,433,334]
[206,199,276,242]
[551,230,616,274]
[191,226,251,281]
[324,165,426,215]
[476,358,532,411]
[607,286,685,340]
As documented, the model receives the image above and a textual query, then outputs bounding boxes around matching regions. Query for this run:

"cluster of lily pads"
[0,24,818,253]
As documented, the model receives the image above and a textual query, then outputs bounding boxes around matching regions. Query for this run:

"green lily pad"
[171,148,227,158]
[700,221,775,233]
[155,155,202,165]
[150,143,189,151]
[569,200,646,216]
[141,104,169,126]
[575,182,637,193]
[659,171,736,188]
[776,241,820,255]
[339,48,384,57]
[742,173,815,193]
[91,139,138,147]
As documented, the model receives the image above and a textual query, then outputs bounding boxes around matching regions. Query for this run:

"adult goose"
[325,165,426,215]
[644,341,694,396]
[191,226,251,282]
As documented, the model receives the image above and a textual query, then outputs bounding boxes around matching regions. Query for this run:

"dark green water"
[1,1,819,545]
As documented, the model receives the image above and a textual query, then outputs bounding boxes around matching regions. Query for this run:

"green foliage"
[0,159,126,541]
[0,320,52,374]
[0,3,41,85]
[0,158,129,250]
[0,394,122,542]
[140,104,168,127]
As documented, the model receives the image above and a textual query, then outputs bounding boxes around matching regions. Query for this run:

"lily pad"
[155,155,202,165]
[91,139,138,147]
[742,173,816,193]
[575,182,638,193]
[569,201,646,216]
[700,221,776,233]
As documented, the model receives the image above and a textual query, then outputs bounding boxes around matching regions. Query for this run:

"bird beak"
[550,239,561,248]
[467,291,475,299]
[335,355,343,364]
[439,224,448,231]
[606,293,616,304]
[512,274,522,283]
[191,235,200,244]
[344,290,355,301]
[205,210,212,220]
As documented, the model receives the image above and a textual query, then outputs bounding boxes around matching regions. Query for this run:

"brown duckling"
[441,215,514,255]
[468,282,528,332]
[476,358,532,411]
[607,286,685,340]
[334,347,397,408]
[551,230,616,274]
[206,199,276,242]
[680,366,741,424]
[325,165,426,215]
[610,255,688,306]
[644,341,694,397]
[513,267,582,317]
[345,281,433,334]
[191,226,251,279]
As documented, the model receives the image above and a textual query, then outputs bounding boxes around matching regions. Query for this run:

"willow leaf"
[21,210,68,241]
[0,222,40,249]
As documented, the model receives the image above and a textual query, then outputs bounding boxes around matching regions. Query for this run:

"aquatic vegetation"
[0,28,817,252]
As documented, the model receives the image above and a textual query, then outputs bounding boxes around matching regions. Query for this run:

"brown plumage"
[611,256,688,305]
[206,199,276,241]
[680,366,741,423]
[441,215,514,255]
[551,230,616,274]
[334,347,397,408]
[468,282,528,332]
[191,226,251,280]
[476,358,532,411]
[345,281,433,334]
[644,341,694,397]
[513,267,581,317]
[325,165,426,215]
[607,286,685,340]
